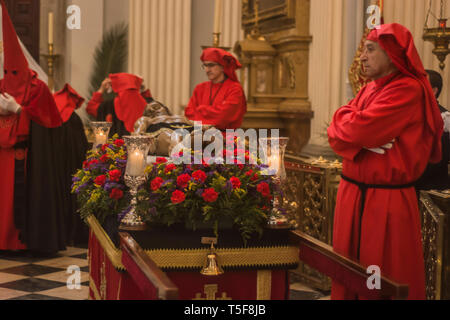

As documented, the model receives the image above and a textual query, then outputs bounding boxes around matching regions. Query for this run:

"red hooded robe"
[86,73,148,134]
[327,23,443,300]
[185,48,247,130]
[0,0,62,250]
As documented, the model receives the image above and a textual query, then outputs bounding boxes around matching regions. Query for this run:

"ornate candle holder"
[259,137,289,183]
[91,122,113,150]
[120,135,154,230]
[41,43,60,92]
[259,137,290,226]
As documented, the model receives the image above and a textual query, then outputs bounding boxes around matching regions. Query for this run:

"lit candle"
[48,12,54,45]
[96,132,107,146]
[213,0,222,34]
[269,154,280,175]
[127,150,145,177]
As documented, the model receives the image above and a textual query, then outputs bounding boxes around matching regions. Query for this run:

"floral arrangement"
[71,135,131,224]
[135,149,281,243]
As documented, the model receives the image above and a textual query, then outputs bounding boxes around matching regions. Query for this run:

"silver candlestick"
[120,135,154,230]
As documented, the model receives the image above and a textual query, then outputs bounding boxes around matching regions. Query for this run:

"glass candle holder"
[91,122,113,150]
[259,137,289,182]
[120,135,154,230]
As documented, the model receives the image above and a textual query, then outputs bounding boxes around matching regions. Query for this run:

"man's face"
[360,40,395,80]
[202,60,224,82]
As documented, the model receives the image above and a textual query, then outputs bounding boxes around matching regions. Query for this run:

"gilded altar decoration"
[71,134,131,225]
[349,28,371,97]
[135,148,282,244]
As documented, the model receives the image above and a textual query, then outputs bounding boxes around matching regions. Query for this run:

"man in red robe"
[327,23,444,300]
[185,48,247,130]
[0,0,65,253]
[86,73,154,137]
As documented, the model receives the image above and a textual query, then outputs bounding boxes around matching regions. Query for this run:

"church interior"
[0,0,449,302]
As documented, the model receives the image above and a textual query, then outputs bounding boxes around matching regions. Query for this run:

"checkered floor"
[0,247,89,300]
[0,247,329,300]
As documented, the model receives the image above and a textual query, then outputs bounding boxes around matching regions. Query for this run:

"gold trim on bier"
[86,215,125,270]
[257,270,272,300]
[144,246,299,269]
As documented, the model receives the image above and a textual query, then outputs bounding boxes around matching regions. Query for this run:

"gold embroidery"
[100,253,107,300]
[0,115,17,129]
[89,276,101,300]
[144,246,299,269]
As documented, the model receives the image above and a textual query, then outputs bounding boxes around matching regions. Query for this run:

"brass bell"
[200,243,224,276]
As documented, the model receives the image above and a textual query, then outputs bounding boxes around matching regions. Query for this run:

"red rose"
[94,175,107,186]
[90,159,99,166]
[171,190,186,204]
[237,164,244,170]
[83,161,89,169]
[100,154,109,163]
[245,169,254,177]
[202,188,219,203]
[151,177,164,191]
[192,170,207,183]
[177,174,191,189]
[257,182,271,198]
[114,139,125,147]
[101,144,109,152]
[230,177,241,189]
[164,164,177,174]
[156,157,168,164]
[109,169,122,182]
[251,173,259,182]
[110,188,124,200]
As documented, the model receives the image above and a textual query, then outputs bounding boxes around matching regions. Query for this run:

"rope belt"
[340,174,417,260]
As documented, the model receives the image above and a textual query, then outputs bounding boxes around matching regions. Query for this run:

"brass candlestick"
[213,32,221,48]
[201,32,231,51]
[42,43,60,92]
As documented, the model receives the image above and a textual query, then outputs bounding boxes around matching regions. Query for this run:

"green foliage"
[88,22,128,98]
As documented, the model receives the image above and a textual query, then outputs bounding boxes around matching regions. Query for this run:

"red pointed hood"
[0,0,32,104]
[109,73,147,133]
[53,84,85,123]
[368,23,444,164]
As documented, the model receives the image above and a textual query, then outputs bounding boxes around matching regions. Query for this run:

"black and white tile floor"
[0,247,89,300]
[0,247,330,300]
